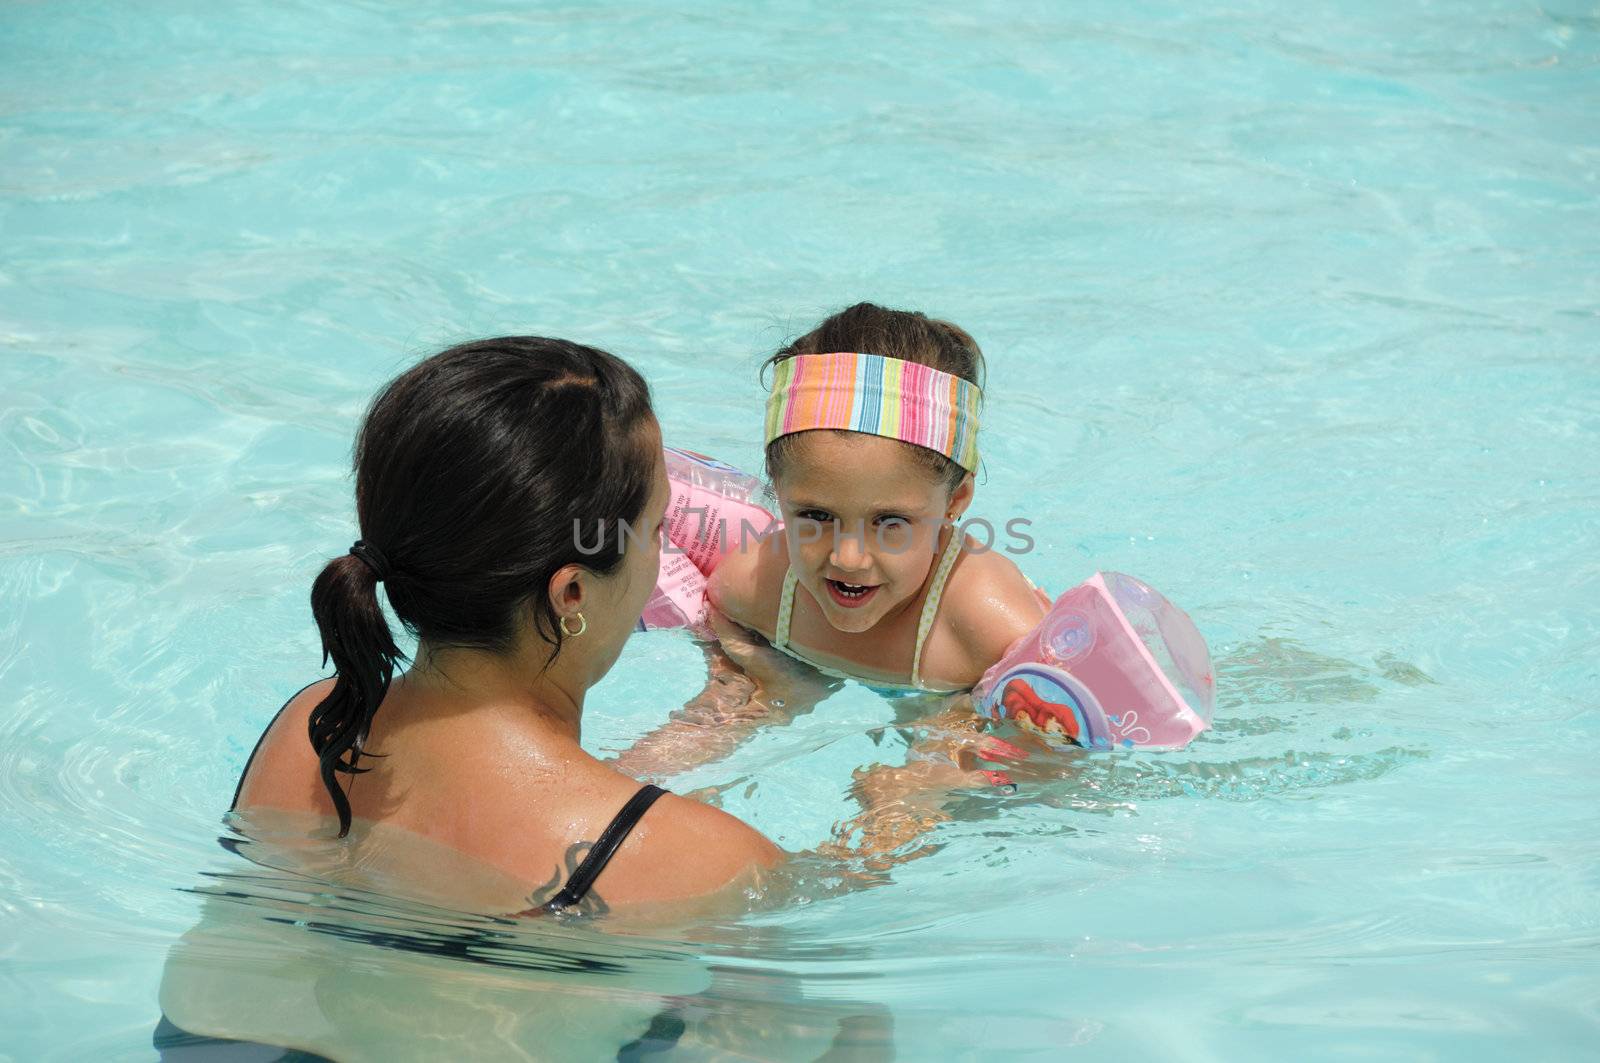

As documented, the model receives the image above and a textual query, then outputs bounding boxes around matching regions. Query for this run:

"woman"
[231,336,781,916]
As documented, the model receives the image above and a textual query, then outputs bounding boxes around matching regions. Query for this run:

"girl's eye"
[797,509,834,524]
[875,515,911,529]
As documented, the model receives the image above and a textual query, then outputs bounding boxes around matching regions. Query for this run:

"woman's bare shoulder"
[231,678,335,814]
[650,792,784,867]
[546,780,783,911]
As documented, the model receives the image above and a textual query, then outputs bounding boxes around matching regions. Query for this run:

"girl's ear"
[947,472,976,521]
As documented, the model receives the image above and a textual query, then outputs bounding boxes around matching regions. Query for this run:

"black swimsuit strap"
[230,680,324,810]
[544,784,668,913]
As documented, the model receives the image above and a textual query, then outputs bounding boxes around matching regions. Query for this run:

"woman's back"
[236,678,778,915]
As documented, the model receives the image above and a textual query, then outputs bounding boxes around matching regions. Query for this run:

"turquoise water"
[4,0,1599,1058]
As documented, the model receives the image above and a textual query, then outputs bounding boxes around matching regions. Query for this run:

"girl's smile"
[824,578,880,609]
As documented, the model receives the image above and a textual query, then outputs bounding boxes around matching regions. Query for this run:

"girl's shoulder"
[707,528,789,641]
[938,541,1049,678]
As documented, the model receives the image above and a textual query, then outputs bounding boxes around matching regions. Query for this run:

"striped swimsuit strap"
[772,528,964,692]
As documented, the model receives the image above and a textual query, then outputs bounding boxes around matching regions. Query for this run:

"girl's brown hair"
[763,302,984,490]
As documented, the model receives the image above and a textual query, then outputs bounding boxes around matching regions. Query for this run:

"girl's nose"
[829,525,872,573]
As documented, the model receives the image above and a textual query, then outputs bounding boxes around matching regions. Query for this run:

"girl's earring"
[560,613,587,637]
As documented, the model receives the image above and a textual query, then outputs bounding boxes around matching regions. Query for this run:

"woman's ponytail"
[307,549,404,837]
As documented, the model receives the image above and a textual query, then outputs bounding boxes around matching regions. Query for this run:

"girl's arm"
[822,552,1051,863]
[608,610,842,782]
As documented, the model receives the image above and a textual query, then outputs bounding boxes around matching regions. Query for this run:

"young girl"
[714,302,1046,693]
[615,303,1046,787]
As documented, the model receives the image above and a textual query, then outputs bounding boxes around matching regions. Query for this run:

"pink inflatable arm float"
[973,572,1215,750]
[637,447,775,630]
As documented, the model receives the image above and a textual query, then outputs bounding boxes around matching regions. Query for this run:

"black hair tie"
[349,540,391,582]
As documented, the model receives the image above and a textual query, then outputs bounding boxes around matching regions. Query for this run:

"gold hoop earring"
[560,613,587,638]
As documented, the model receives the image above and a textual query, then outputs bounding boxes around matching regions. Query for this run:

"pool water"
[3,0,1598,1058]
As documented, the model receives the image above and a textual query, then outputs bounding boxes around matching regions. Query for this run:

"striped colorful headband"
[764,352,982,472]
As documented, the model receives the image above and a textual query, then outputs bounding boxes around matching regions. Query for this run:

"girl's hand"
[822,712,1031,868]
[706,608,841,708]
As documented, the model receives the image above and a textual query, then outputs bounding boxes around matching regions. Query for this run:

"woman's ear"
[546,563,589,622]
[947,473,976,521]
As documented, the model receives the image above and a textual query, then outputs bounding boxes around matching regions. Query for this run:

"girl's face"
[773,432,973,635]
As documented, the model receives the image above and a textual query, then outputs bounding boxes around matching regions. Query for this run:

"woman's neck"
[404,640,585,742]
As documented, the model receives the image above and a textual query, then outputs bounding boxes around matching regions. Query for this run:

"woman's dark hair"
[763,302,985,490]
[307,337,656,836]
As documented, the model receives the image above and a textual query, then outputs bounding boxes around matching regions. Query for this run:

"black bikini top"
[540,784,668,914]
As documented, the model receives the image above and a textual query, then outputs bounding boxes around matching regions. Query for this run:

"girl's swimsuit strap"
[542,784,668,913]
[773,567,799,652]
[910,527,964,689]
